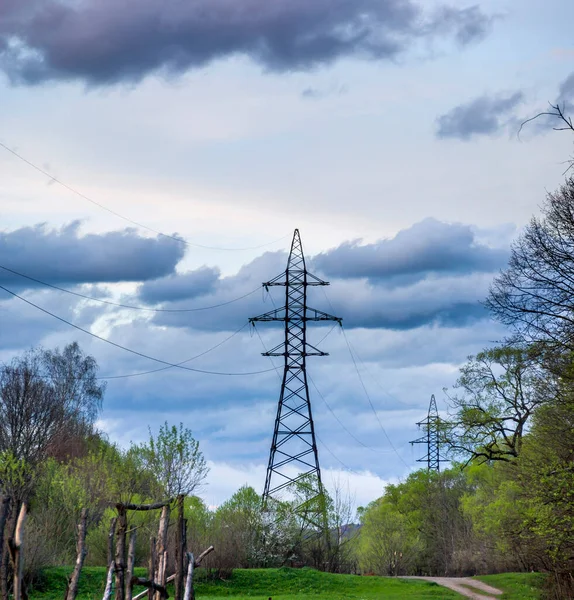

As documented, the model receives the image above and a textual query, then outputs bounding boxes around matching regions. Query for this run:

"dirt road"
[402,576,503,599]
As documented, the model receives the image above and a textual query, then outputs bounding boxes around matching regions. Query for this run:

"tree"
[132,422,208,498]
[0,343,105,466]
[444,345,553,463]
[487,178,574,359]
[358,498,421,576]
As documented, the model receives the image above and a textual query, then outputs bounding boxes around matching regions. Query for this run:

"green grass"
[30,566,461,600]
[474,573,547,600]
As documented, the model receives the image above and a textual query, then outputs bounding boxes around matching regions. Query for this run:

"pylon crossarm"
[305,307,342,322]
[250,307,287,322]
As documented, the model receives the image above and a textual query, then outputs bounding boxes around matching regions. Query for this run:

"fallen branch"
[194,546,214,567]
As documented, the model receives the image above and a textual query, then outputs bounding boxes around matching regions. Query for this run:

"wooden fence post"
[125,529,137,600]
[115,506,127,600]
[174,495,185,600]
[11,504,27,600]
[65,508,88,600]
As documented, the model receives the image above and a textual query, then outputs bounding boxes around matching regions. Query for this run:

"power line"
[344,335,413,409]
[99,322,249,380]
[0,141,290,252]
[308,374,393,455]
[341,326,410,469]
[0,284,275,376]
[0,263,259,313]
[320,287,411,409]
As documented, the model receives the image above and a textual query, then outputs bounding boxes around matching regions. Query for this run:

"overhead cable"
[0,263,258,313]
[0,284,275,376]
[0,142,290,251]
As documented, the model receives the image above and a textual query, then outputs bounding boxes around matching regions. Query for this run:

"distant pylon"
[410,395,446,472]
[249,229,342,524]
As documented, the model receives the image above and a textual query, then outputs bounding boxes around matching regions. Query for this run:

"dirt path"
[401,576,503,599]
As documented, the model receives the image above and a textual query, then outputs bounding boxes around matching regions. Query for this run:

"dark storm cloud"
[0,0,494,85]
[435,91,524,140]
[0,222,185,287]
[312,218,508,282]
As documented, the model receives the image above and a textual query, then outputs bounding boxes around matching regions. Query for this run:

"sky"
[1,0,573,511]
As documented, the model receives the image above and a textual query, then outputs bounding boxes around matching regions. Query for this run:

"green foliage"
[0,450,34,500]
[445,345,550,463]
[358,498,421,575]
[131,422,209,497]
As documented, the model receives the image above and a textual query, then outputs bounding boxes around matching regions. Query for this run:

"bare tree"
[0,343,105,467]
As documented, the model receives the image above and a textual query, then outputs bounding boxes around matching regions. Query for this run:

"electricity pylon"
[410,394,446,472]
[249,229,342,525]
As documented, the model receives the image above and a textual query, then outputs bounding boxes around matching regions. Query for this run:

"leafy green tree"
[445,346,552,463]
[359,498,421,575]
[132,422,208,498]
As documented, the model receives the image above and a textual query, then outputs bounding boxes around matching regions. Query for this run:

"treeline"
[0,344,355,594]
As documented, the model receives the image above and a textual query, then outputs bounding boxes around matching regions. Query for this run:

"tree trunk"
[174,496,185,600]
[108,518,118,568]
[147,538,156,600]
[115,507,127,600]
[102,562,115,600]
[154,505,170,600]
[65,508,88,600]
[125,530,136,600]
[11,504,27,600]
[183,553,194,600]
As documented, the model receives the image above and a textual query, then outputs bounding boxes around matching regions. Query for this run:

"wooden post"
[102,562,115,600]
[147,537,156,600]
[108,518,118,568]
[154,505,170,600]
[125,529,137,600]
[183,553,194,600]
[11,504,27,600]
[174,496,185,600]
[115,506,127,600]
[65,508,88,600]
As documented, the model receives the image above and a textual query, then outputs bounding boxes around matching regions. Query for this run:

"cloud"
[138,266,221,304]
[131,219,506,332]
[301,84,348,100]
[435,91,524,140]
[0,222,185,287]
[312,218,508,282]
[0,0,494,86]
[558,71,574,111]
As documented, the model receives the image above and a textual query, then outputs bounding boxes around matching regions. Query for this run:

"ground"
[29,567,546,600]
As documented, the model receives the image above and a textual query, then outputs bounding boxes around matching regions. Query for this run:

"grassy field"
[474,573,547,600]
[30,566,460,600]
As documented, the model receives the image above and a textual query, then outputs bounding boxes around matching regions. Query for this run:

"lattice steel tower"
[249,229,342,514]
[410,394,446,472]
